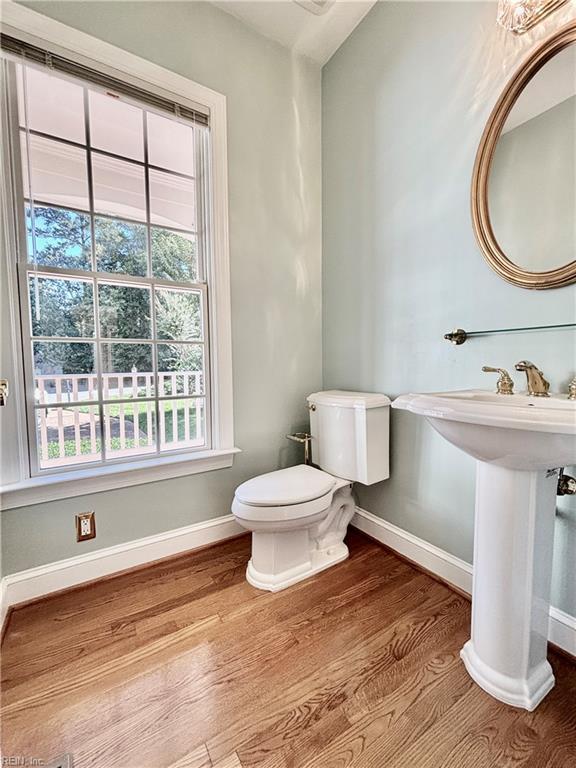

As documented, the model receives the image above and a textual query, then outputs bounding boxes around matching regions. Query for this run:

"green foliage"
[28,205,202,377]
[98,283,151,341]
[26,205,91,270]
[157,343,202,374]
[34,342,94,376]
[156,289,201,341]
[47,436,147,459]
[95,217,148,276]
[46,404,198,459]
[151,228,197,282]
[29,275,94,338]
[101,343,152,377]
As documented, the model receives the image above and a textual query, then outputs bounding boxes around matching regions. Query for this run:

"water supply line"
[287,433,313,465]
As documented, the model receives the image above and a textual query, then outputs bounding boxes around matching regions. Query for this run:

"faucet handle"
[482,366,514,395]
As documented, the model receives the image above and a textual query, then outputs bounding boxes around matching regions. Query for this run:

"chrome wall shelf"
[444,323,576,345]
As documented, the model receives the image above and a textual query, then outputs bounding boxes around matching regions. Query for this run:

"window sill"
[0,448,241,510]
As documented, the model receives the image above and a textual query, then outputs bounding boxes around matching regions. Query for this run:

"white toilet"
[232,390,391,591]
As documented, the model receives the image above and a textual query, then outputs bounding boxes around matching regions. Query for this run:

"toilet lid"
[235,464,335,506]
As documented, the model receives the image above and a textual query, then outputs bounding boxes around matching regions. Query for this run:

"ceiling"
[210,0,378,65]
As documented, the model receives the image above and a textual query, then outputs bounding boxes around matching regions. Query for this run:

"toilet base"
[246,542,349,592]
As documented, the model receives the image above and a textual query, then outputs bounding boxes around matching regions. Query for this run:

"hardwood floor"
[1,530,575,767]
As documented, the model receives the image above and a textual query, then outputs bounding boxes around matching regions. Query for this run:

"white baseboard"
[2,508,573,660]
[548,606,576,656]
[352,507,473,594]
[352,507,575,659]
[1,514,244,626]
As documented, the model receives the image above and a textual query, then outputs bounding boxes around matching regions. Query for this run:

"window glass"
[98,283,151,339]
[147,112,194,176]
[29,275,94,338]
[104,401,156,457]
[149,169,195,231]
[92,154,146,221]
[17,64,85,143]
[95,217,147,277]
[155,288,202,341]
[101,343,154,399]
[21,134,89,210]
[36,404,101,469]
[157,343,204,396]
[159,398,205,450]
[13,62,212,473]
[26,204,92,271]
[151,228,197,282]
[89,90,144,161]
[33,341,96,404]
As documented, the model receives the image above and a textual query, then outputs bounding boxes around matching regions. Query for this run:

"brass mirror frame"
[471,19,576,290]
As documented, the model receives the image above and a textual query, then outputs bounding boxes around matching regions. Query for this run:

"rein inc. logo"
[2,757,73,767]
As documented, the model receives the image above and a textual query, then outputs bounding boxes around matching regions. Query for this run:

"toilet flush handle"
[287,432,313,465]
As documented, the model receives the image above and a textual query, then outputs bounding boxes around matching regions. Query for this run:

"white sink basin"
[394,390,576,470]
[392,388,576,711]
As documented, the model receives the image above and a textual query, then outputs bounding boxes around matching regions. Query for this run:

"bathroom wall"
[322,1,576,616]
[1,1,322,573]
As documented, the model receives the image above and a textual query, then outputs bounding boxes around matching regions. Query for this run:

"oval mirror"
[472,20,576,289]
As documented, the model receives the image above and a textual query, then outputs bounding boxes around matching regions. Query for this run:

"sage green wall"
[322,1,576,616]
[2,1,322,574]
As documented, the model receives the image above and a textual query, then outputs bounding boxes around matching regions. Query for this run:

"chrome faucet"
[515,361,550,397]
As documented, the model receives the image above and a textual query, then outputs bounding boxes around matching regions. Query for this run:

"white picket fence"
[35,371,204,467]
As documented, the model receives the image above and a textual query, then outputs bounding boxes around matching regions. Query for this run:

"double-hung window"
[0,19,234,501]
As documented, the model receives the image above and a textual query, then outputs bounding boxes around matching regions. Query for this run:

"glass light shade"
[497,0,568,34]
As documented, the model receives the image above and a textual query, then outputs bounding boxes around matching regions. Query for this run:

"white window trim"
[0,1,238,510]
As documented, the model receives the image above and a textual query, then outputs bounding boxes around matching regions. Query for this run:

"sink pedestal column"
[461,463,558,711]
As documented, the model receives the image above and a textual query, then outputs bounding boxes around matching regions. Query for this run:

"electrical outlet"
[76,511,96,542]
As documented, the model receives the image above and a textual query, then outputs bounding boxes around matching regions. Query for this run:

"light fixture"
[497,0,569,34]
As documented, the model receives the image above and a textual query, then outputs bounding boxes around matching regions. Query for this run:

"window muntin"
[15,62,210,473]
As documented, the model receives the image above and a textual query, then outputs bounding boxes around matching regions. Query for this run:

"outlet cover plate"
[76,511,96,542]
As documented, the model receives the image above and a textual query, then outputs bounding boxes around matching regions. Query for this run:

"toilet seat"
[235,464,335,506]
[232,490,335,524]
[233,465,337,524]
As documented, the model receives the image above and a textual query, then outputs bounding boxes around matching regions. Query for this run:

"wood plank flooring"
[1,530,575,768]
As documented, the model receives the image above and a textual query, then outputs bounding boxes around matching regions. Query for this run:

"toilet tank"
[307,390,390,485]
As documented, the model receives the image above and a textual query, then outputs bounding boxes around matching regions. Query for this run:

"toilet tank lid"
[307,390,391,409]
[235,465,335,506]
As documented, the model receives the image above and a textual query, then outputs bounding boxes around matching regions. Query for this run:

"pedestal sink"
[393,390,576,711]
